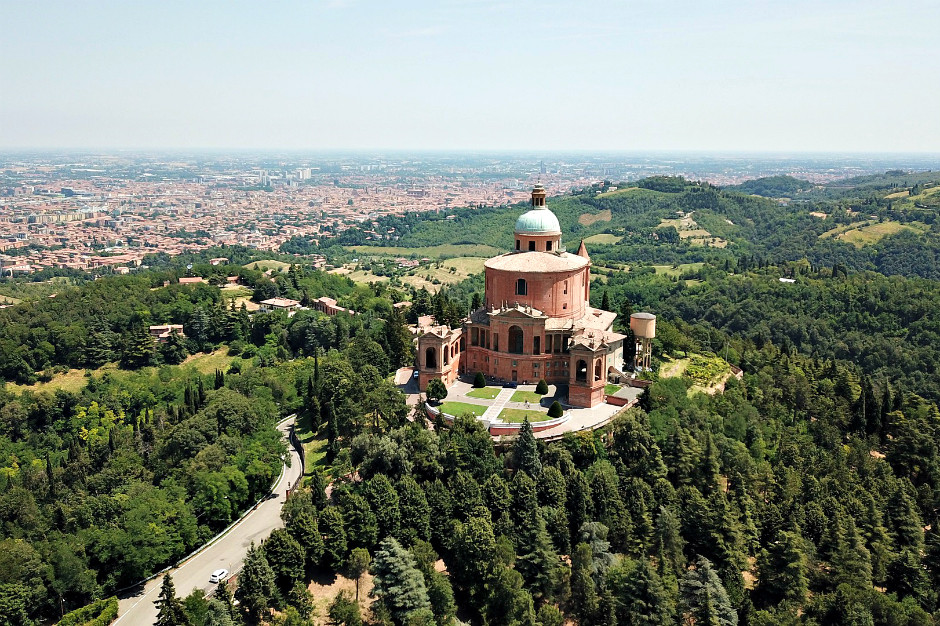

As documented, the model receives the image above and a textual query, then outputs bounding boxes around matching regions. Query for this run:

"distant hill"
[727,175,810,198]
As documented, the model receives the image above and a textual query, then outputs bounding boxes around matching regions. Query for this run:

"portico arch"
[508,325,524,354]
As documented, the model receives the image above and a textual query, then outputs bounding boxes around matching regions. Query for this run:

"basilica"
[417,185,626,408]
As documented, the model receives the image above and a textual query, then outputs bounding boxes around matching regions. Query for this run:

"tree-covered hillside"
[328,173,940,281]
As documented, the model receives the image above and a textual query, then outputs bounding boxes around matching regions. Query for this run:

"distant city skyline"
[2,0,939,152]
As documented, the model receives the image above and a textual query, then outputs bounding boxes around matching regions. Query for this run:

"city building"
[417,185,626,408]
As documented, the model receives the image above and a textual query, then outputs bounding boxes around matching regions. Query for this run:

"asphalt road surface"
[115,416,303,625]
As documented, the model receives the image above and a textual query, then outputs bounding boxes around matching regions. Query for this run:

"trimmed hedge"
[58,596,119,626]
[473,371,486,388]
[535,379,548,395]
[548,401,563,418]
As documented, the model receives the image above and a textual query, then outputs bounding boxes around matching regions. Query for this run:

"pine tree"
[601,289,611,311]
[370,537,432,624]
[679,557,737,626]
[121,324,155,368]
[344,548,371,601]
[566,470,592,549]
[327,590,362,626]
[754,529,809,608]
[156,574,191,626]
[570,543,599,625]
[515,513,565,602]
[320,506,348,570]
[512,419,542,478]
[396,475,431,546]
[484,566,538,626]
[341,492,378,551]
[263,528,306,593]
[831,518,873,590]
[610,558,671,626]
[236,542,276,621]
[364,473,401,541]
[287,511,323,575]
[579,522,617,584]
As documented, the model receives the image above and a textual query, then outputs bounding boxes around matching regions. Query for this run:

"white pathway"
[481,388,515,420]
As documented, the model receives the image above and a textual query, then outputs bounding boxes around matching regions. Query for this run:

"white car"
[209,569,229,584]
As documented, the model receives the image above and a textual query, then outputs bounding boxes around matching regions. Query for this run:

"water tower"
[630,312,656,371]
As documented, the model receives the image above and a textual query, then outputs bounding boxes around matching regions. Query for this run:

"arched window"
[443,347,449,365]
[515,239,521,250]
[508,325,524,354]
[576,359,587,383]
[546,240,553,251]
[528,241,536,251]
[516,278,527,296]
[425,347,437,369]
[594,360,602,381]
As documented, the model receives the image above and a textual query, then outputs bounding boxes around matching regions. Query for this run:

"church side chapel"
[418,185,626,408]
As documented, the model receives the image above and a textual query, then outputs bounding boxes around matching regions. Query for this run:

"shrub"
[473,372,486,388]
[535,379,548,395]
[548,401,563,418]
[58,596,119,626]
[426,378,448,402]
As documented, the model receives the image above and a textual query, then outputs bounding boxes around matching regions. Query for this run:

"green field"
[179,348,236,374]
[652,263,704,277]
[497,408,552,423]
[583,233,623,245]
[244,260,291,272]
[401,257,487,292]
[510,390,543,404]
[596,187,640,198]
[347,244,502,259]
[437,401,487,417]
[467,387,501,400]
[837,221,926,248]
[605,384,621,395]
[5,348,237,395]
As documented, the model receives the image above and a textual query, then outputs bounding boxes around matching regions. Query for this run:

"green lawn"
[180,348,235,374]
[437,401,488,418]
[605,384,621,395]
[467,387,501,400]
[510,390,543,404]
[498,408,553,423]
[293,412,328,481]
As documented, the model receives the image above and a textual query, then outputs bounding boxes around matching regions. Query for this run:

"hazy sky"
[2,0,938,152]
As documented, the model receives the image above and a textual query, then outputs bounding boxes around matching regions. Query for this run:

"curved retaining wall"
[425,402,570,436]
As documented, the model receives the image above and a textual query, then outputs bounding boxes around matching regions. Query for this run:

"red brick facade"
[417,186,626,407]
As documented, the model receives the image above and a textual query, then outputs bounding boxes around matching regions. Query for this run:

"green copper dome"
[514,207,561,235]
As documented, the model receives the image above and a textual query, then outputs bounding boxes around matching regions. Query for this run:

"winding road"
[115,415,304,625]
